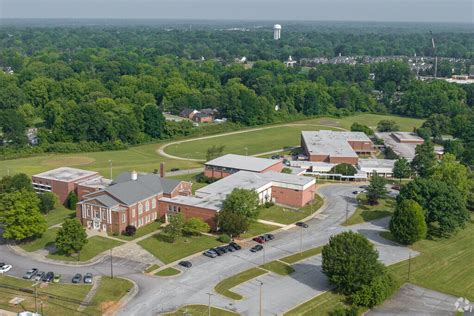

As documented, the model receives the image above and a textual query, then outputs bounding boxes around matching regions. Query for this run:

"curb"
[104,277,139,316]
[8,244,110,267]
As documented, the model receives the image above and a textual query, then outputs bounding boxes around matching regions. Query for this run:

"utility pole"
[109,160,113,180]
[110,248,114,279]
[263,245,266,265]
[299,227,303,254]
[206,292,213,316]
[34,286,38,314]
[407,252,412,281]
[259,281,263,316]
[245,147,248,156]
[345,204,349,223]
[430,31,437,78]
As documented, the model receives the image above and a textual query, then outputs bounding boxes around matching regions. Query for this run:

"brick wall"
[158,201,217,230]
[262,161,284,173]
[270,183,315,207]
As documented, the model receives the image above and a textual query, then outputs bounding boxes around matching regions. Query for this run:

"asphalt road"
[0,184,411,315]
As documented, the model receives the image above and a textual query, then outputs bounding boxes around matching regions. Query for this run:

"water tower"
[273,24,282,40]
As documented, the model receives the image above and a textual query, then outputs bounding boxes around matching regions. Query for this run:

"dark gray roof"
[180,108,197,117]
[106,172,181,205]
[94,195,121,208]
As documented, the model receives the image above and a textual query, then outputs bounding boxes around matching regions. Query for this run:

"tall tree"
[322,231,385,295]
[143,104,165,138]
[217,210,249,237]
[163,213,185,242]
[38,192,59,214]
[389,199,427,244]
[393,158,411,183]
[411,140,436,177]
[222,188,260,219]
[366,173,387,205]
[55,218,88,255]
[0,191,46,240]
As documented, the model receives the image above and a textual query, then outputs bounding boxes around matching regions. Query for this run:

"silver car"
[34,271,45,281]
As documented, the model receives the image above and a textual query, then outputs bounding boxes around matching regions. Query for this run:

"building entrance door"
[93,219,100,230]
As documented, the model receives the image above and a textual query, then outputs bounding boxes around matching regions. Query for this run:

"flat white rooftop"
[391,132,424,142]
[358,159,395,173]
[33,167,98,182]
[205,154,280,172]
[301,130,371,158]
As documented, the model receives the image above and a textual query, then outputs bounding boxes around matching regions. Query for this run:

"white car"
[0,264,12,273]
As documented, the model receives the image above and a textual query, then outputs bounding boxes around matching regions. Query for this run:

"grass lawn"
[240,221,280,239]
[280,246,323,265]
[0,275,91,316]
[164,114,423,160]
[260,261,295,276]
[388,217,474,300]
[258,194,324,225]
[215,267,267,300]
[44,206,75,227]
[165,304,239,316]
[284,291,349,316]
[144,264,160,274]
[47,236,123,262]
[285,217,474,315]
[169,172,208,193]
[155,267,181,277]
[18,227,60,252]
[0,141,201,177]
[138,233,221,264]
[83,276,134,316]
[113,221,162,241]
[343,193,395,226]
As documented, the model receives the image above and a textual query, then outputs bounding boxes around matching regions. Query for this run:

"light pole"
[245,147,248,156]
[263,245,266,265]
[407,252,412,281]
[206,292,213,316]
[110,248,114,279]
[109,160,113,180]
[259,281,263,316]
[299,227,303,255]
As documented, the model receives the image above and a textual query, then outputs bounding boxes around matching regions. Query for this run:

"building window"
[122,213,126,223]
[138,204,143,215]
[152,198,156,209]
[132,208,136,218]
[102,210,107,220]
[145,201,150,212]
[167,205,172,212]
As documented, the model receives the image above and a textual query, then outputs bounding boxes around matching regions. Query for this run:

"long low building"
[204,154,283,179]
[375,132,424,160]
[73,164,316,234]
[357,159,396,178]
[301,130,374,165]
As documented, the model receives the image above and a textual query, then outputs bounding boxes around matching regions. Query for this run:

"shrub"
[124,225,137,236]
[218,234,231,243]
[377,120,399,132]
[183,218,210,236]
[330,163,357,176]
[65,192,78,210]
[281,167,292,174]
[389,199,427,244]
[351,122,374,136]
[352,272,396,307]
[329,306,360,316]
[38,192,59,214]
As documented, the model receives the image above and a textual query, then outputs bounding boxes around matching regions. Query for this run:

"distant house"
[200,108,218,117]
[194,112,213,124]
[179,108,199,120]
[27,128,38,145]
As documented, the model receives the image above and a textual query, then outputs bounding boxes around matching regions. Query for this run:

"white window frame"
[132,208,136,218]
[122,213,126,223]
[138,203,143,215]
[145,201,150,212]
[152,198,156,209]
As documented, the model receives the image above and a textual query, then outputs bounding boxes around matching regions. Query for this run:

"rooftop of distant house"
[205,154,282,172]
[301,130,372,158]
[33,167,98,182]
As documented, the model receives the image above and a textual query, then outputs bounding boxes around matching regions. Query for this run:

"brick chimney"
[160,162,165,178]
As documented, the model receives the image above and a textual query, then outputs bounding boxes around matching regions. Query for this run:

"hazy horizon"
[1,0,472,23]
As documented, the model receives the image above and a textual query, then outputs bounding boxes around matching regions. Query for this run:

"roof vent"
[131,170,138,181]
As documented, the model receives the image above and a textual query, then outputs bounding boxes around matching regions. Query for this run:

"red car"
[253,236,265,244]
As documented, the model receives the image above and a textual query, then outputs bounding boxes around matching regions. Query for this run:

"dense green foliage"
[38,192,58,214]
[398,178,469,237]
[0,23,471,160]
[330,163,357,176]
[55,218,88,255]
[366,173,387,205]
[163,213,185,242]
[222,188,260,219]
[393,158,411,182]
[183,217,210,236]
[0,190,47,240]
[390,199,427,244]
[351,273,395,308]
[410,140,437,177]
[217,211,250,237]
[322,231,385,295]
[65,191,78,210]
[377,120,399,132]
[350,122,373,136]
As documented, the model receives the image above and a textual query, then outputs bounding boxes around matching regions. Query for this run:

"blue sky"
[1,0,472,23]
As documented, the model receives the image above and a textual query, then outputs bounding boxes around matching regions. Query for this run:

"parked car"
[179,261,192,268]
[229,242,241,250]
[34,272,45,282]
[0,265,12,274]
[296,222,309,228]
[0,263,5,268]
[250,245,264,252]
[213,247,225,256]
[72,273,82,284]
[352,190,359,194]
[42,272,54,282]
[23,268,39,279]
[170,167,180,172]
[225,245,236,252]
[253,236,265,244]
[53,274,61,283]
[217,246,229,254]
[203,250,217,258]
[263,234,275,241]
[83,273,93,284]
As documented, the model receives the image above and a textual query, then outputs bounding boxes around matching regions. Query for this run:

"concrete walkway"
[78,276,102,312]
